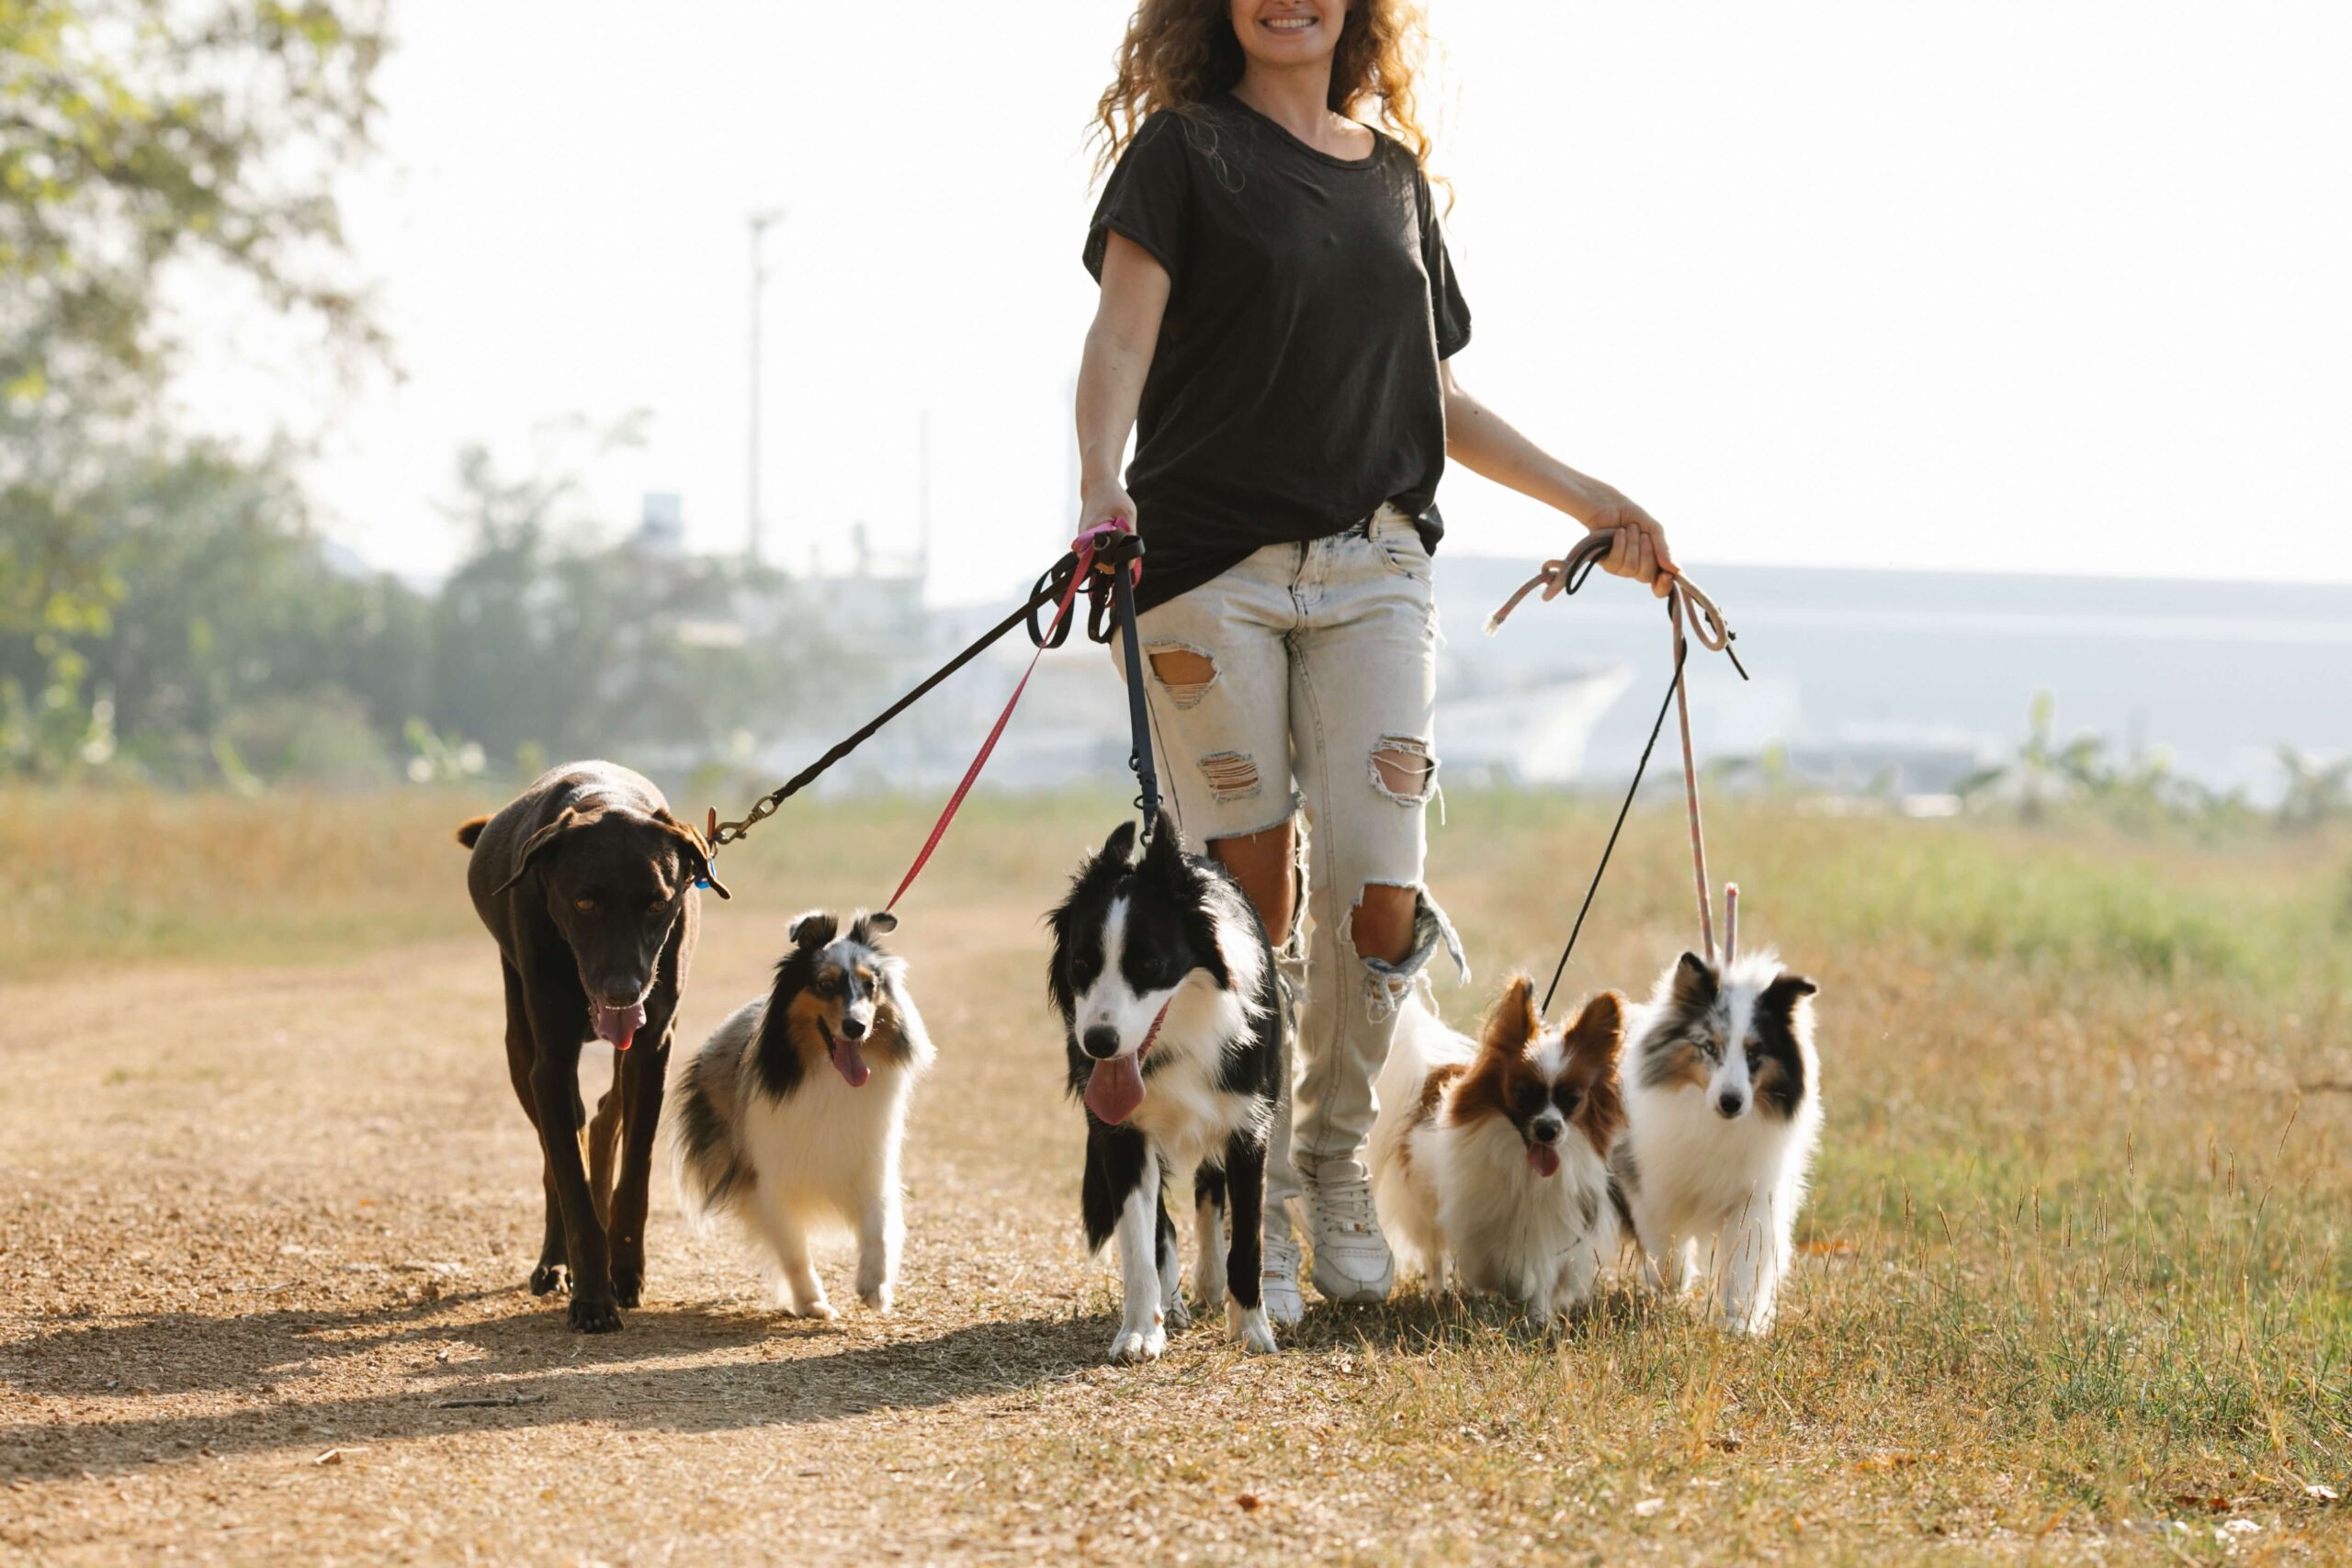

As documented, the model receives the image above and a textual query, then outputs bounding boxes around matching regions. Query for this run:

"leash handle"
[1484,529,1738,664]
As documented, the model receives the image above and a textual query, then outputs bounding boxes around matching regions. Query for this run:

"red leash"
[881,523,1129,913]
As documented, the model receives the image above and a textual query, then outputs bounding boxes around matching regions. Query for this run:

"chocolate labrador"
[458,761,729,1331]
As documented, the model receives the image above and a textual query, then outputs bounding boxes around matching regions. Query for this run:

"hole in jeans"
[1147,646,1216,710]
[1369,737,1437,804]
[1198,750,1260,802]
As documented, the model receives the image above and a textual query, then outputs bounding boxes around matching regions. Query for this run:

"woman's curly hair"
[1091,1,1436,178]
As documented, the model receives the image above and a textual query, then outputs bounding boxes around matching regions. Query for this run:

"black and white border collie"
[1611,947,1821,1335]
[1047,814,1284,1363]
[668,909,933,1318]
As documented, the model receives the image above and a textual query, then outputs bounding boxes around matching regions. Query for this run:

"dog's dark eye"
[1512,1084,1544,1116]
[574,897,597,913]
[1558,1089,1582,1117]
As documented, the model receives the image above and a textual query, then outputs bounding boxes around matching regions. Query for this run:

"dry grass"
[2,785,2348,1563]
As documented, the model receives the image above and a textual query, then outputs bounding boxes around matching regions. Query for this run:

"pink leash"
[881,523,1126,912]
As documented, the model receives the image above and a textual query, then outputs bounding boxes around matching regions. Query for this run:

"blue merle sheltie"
[1611,945,1821,1335]
[1047,814,1285,1363]
[668,909,933,1318]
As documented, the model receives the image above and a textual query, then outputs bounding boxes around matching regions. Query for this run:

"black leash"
[1539,641,1687,1016]
[707,529,1162,862]
[1107,540,1162,832]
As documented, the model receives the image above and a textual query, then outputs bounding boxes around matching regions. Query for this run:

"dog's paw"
[1227,1300,1278,1356]
[858,1282,894,1314]
[567,1293,624,1334]
[611,1269,643,1310]
[1107,1323,1167,1365]
[1163,1294,1193,1332]
[529,1260,569,1297]
[787,1298,840,1323]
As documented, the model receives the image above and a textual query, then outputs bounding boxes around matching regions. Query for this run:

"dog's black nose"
[840,1017,867,1041]
[1531,1120,1560,1144]
[1081,1025,1120,1060]
[1715,1092,1745,1118]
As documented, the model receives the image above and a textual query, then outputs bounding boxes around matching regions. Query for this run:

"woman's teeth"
[1265,16,1316,30]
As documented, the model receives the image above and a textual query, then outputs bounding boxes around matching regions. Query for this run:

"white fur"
[1617,949,1821,1335]
[1371,998,1617,1321]
[669,957,934,1318]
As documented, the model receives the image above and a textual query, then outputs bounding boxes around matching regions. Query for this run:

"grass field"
[3,784,2347,1563]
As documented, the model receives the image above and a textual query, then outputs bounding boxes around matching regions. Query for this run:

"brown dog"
[458,761,729,1331]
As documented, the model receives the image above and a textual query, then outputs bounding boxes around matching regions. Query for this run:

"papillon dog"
[1371,976,1627,1321]
[668,908,933,1317]
[1611,944,1820,1335]
[1048,814,1284,1364]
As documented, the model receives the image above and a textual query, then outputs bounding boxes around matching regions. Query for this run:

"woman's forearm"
[1077,320,1150,495]
[1442,372,1618,526]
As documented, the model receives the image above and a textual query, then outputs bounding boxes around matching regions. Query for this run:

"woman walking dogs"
[1077,0,1679,1318]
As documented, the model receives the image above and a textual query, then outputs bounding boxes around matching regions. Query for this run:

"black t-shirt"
[1083,94,1472,612]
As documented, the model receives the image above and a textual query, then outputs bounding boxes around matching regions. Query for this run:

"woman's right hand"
[1079,479,1138,539]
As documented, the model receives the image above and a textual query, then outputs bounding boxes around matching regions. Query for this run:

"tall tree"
[0,0,387,642]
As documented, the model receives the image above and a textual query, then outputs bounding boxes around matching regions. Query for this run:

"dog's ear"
[1667,951,1718,1015]
[650,807,730,900]
[1760,972,1817,1023]
[854,909,899,942]
[1096,819,1139,869]
[1139,811,1184,876]
[492,806,596,896]
[787,910,838,950]
[1477,974,1540,1056]
[1564,989,1627,1066]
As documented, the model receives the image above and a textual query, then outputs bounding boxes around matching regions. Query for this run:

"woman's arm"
[1075,232,1172,533]
[1442,361,1677,595]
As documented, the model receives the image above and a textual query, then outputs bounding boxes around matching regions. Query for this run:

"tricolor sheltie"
[1611,948,1820,1335]
[1372,976,1627,1320]
[1047,815,1284,1364]
[668,909,933,1318]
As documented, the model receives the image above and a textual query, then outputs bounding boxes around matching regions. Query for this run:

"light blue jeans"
[1114,506,1466,1223]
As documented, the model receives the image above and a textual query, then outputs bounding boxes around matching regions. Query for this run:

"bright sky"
[175,2,2352,594]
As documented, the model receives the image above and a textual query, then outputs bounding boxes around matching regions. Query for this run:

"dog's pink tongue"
[831,1036,870,1089]
[1528,1143,1562,1179]
[593,1000,646,1052]
[1085,1054,1146,1125]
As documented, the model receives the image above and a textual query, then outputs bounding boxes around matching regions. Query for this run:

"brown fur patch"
[1449,976,1541,1132]
[785,989,842,1066]
[1400,1063,1465,1168]
[1559,990,1628,1158]
[1641,1039,1713,1095]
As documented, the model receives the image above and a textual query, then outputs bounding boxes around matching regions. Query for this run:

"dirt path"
[4,914,1371,1564]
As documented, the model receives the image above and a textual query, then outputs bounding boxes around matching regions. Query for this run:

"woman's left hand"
[1575,490,1678,599]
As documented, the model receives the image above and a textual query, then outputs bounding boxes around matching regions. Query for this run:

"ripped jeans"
[1113,505,1466,1219]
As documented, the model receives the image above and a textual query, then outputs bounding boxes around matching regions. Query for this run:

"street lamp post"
[746,208,785,566]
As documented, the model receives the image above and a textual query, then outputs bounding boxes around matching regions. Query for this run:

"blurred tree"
[2275,747,2352,834]
[1,0,386,644]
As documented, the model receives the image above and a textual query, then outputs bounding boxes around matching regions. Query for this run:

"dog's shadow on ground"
[5,1285,1121,1483]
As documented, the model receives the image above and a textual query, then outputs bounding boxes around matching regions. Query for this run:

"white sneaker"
[1260,1228,1306,1326]
[1306,1159,1395,1303]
